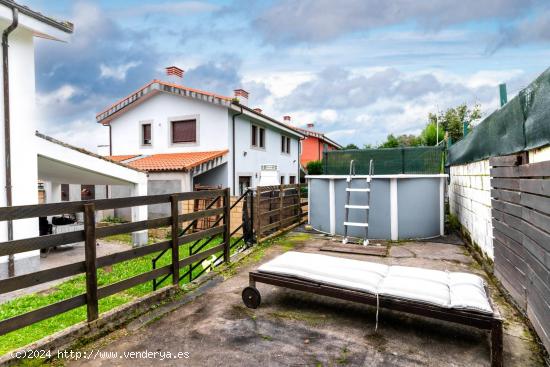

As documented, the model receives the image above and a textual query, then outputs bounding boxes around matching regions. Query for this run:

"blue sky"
[25,0,550,150]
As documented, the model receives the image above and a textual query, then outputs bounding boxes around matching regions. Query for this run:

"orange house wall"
[300,136,337,167]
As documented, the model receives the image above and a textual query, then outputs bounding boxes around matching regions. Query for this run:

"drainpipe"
[108,124,112,156]
[231,106,243,196]
[3,7,19,276]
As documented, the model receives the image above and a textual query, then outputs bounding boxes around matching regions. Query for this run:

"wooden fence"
[490,154,549,352]
[0,189,231,336]
[254,184,308,242]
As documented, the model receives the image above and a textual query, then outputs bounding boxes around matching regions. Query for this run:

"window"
[81,185,95,200]
[286,137,291,153]
[251,125,257,146]
[280,175,285,184]
[142,123,151,145]
[239,176,251,195]
[172,119,196,143]
[61,184,69,201]
[281,136,291,154]
[251,124,265,149]
[289,176,296,184]
[259,127,265,148]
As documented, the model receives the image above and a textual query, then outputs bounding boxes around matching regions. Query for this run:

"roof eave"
[0,0,73,41]
[231,103,305,139]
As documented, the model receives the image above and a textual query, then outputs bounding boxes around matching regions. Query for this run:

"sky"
[24,0,550,151]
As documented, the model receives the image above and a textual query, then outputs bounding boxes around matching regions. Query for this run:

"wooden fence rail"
[0,188,231,336]
[254,184,308,242]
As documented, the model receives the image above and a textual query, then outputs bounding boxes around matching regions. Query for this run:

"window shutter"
[286,137,291,153]
[172,120,196,143]
[281,136,285,152]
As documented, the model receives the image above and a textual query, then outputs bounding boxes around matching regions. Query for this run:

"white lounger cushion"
[258,252,492,314]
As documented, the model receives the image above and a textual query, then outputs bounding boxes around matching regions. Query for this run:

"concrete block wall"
[448,159,493,259]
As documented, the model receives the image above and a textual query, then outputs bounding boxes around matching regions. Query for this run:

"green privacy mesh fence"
[448,67,550,166]
[323,146,445,175]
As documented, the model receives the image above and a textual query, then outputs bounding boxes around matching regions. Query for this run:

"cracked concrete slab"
[62,232,545,367]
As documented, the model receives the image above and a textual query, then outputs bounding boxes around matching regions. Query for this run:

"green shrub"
[306,160,323,175]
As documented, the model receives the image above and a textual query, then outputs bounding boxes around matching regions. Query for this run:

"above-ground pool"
[306,174,447,240]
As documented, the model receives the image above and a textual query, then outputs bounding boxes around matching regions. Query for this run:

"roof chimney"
[234,89,249,106]
[283,115,291,123]
[165,66,184,83]
[253,108,262,114]
[307,123,314,129]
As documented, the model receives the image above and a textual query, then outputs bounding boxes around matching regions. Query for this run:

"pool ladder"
[343,159,373,246]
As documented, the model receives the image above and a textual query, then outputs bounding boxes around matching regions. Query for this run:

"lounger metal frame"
[245,271,503,367]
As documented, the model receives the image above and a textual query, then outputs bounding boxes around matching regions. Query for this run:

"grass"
[0,235,241,355]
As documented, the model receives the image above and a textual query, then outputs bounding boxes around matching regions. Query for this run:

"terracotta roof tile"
[111,150,228,172]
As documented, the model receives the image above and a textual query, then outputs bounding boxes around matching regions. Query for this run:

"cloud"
[253,0,540,44]
[113,1,219,18]
[183,56,243,95]
[487,10,550,53]
[270,66,527,147]
[100,61,142,81]
[242,80,271,108]
[35,1,160,99]
[277,67,465,111]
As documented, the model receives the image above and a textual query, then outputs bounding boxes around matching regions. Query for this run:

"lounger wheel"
[242,286,261,309]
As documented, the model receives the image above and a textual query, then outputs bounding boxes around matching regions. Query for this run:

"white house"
[97,67,304,204]
[0,1,149,276]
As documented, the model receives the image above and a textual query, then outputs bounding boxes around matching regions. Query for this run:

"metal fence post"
[401,147,405,174]
[170,195,180,285]
[223,188,231,263]
[83,203,98,322]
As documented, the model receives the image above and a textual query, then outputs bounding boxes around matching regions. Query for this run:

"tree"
[343,143,359,149]
[379,133,421,148]
[379,134,399,148]
[306,160,323,175]
[420,122,445,146]
[363,143,373,149]
[397,134,422,147]
[430,103,482,142]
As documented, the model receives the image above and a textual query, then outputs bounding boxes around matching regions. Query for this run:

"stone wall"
[448,159,493,258]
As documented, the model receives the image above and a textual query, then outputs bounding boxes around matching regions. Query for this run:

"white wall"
[109,93,230,155]
[0,27,39,262]
[108,92,300,195]
[449,159,493,258]
[232,114,300,193]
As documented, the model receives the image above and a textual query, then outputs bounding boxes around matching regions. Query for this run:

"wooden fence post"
[279,184,284,231]
[83,203,98,322]
[255,187,262,243]
[223,188,231,263]
[170,195,180,285]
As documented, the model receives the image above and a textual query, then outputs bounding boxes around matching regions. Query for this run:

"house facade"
[98,69,304,206]
[0,1,149,275]
[289,121,342,168]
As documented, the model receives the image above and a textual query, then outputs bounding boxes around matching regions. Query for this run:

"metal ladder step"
[344,222,369,227]
[345,205,369,209]
[346,188,370,192]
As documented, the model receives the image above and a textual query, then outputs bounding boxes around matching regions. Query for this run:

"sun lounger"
[242,251,503,367]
